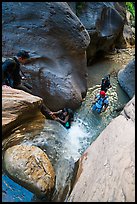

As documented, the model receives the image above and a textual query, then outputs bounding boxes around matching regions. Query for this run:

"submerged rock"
[3,145,55,199]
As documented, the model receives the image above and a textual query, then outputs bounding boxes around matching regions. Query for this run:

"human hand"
[21,76,26,80]
[54,117,59,121]
[101,109,106,113]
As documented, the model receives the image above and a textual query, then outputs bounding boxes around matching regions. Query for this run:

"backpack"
[2,57,21,87]
[2,57,7,64]
[2,57,16,64]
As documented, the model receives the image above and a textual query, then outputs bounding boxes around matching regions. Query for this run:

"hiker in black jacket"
[2,50,32,94]
[101,74,112,92]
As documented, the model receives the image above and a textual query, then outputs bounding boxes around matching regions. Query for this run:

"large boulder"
[118,58,135,98]
[3,145,55,199]
[122,24,135,47]
[2,85,43,137]
[2,2,90,110]
[67,96,135,202]
[76,2,126,64]
[118,10,135,49]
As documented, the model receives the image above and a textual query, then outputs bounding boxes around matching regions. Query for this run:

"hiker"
[2,50,32,94]
[41,104,74,129]
[51,108,74,129]
[92,91,109,114]
[101,74,111,92]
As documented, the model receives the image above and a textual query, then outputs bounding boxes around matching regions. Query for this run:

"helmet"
[100,91,106,97]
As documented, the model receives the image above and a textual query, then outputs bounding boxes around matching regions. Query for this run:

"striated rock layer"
[2,86,43,137]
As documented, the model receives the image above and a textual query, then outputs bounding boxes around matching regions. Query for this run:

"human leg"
[14,83,32,94]
[97,108,102,114]
[22,81,32,90]
[92,104,97,111]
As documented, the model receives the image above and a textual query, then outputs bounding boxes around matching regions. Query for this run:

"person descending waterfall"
[101,74,111,92]
[92,91,109,114]
[51,108,74,129]
[41,104,74,129]
[2,50,32,94]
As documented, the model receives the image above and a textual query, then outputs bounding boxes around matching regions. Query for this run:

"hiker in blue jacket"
[92,91,109,114]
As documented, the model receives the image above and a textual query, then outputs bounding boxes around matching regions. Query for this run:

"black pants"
[14,83,32,94]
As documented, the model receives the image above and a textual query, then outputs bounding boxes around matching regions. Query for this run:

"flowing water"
[2,57,130,202]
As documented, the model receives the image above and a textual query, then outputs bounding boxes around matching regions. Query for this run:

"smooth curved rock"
[2,2,90,110]
[76,2,126,64]
[118,58,135,98]
[3,145,55,199]
[67,96,135,202]
[2,85,43,137]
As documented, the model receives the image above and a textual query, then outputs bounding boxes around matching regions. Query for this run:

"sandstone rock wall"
[2,86,43,137]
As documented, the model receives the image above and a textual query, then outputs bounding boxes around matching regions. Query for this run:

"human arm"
[55,115,69,124]
[106,80,112,88]
[20,66,27,79]
[50,110,63,116]
[109,84,112,88]
[101,98,109,112]
[101,104,108,112]
[92,94,99,104]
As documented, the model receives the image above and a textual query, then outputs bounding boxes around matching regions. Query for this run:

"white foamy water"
[63,123,90,161]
